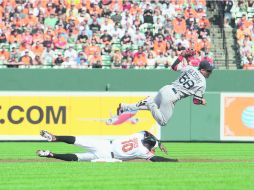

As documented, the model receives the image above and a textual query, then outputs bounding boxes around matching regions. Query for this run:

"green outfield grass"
[0,142,254,190]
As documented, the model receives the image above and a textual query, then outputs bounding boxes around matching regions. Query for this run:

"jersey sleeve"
[138,149,155,160]
[177,65,192,72]
[194,86,206,99]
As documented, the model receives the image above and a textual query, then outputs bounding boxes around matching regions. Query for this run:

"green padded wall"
[0,69,252,141]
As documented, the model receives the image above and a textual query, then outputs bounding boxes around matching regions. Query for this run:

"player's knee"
[157,119,167,126]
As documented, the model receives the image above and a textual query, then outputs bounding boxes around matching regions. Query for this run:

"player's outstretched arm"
[171,49,196,71]
[149,156,178,162]
[193,97,207,105]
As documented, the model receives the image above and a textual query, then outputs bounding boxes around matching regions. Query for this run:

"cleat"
[117,103,124,115]
[136,96,151,107]
[40,130,55,142]
[36,150,52,157]
[116,104,122,115]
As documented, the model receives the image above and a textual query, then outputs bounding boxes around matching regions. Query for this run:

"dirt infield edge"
[1,159,254,163]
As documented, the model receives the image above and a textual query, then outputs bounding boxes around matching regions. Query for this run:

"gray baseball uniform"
[121,65,206,126]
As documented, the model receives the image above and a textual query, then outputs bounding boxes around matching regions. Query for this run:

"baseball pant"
[123,85,176,126]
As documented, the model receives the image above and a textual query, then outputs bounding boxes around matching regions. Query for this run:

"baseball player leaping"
[117,49,214,126]
[37,130,177,162]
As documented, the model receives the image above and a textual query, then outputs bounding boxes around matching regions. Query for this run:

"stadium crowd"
[225,0,254,70]
[0,0,213,69]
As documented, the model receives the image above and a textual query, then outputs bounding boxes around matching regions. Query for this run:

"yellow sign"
[0,92,160,140]
[221,93,254,141]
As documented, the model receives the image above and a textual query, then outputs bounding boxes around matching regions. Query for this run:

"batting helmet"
[142,136,159,150]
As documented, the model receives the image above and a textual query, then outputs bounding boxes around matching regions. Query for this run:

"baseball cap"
[198,60,214,72]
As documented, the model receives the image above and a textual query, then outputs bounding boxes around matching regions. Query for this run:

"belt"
[111,152,115,158]
[172,88,177,94]
[110,140,114,158]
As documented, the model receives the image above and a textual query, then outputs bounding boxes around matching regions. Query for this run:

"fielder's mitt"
[180,48,196,58]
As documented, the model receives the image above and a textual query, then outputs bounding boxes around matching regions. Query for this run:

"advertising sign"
[0,92,160,140]
[221,93,254,141]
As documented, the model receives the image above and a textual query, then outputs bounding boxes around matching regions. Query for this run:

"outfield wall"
[0,69,253,141]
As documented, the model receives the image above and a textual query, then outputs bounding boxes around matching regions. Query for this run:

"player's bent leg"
[40,130,76,144]
[148,86,174,126]
[117,97,152,115]
[148,102,168,126]
[55,136,76,144]
[36,150,78,161]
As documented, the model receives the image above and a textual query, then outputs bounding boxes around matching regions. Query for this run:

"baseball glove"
[180,48,196,58]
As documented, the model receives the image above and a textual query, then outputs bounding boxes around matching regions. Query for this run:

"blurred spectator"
[133,47,147,68]
[144,27,154,39]
[85,39,101,56]
[34,55,43,65]
[64,45,77,62]
[236,25,251,41]
[223,0,234,27]
[54,53,64,66]
[100,16,114,33]
[31,41,44,56]
[120,30,132,45]
[100,30,113,45]
[9,30,21,44]
[43,29,54,47]
[0,32,7,43]
[62,56,76,68]
[172,13,187,35]
[175,34,190,49]
[44,13,58,29]
[89,51,102,68]
[198,14,211,29]
[19,50,33,65]
[130,2,142,16]
[9,47,20,62]
[154,36,168,55]
[112,49,123,68]
[143,4,154,24]
[243,56,254,70]
[167,50,177,66]
[122,47,134,60]
[101,44,112,55]
[77,30,88,43]
[89,16,101,33]
[111,10,122,24]
[155,51,169,68]
[0,47,10,61]
[197,22,210,39]
[147,52,156,68]
[238,0,249,12]
[41,47,55,66]
[175,42,186,55]
[237,14,252,29]
[123,1,132,12]
[132,28,146,47]
[75,52,88,67]
[67,31,77,44]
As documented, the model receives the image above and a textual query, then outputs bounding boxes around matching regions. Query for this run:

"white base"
[91,158,122,163]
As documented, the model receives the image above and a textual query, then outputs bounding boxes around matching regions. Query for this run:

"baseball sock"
[123,97,153,111]
[53,153,78,161]
[55,136,76,144]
